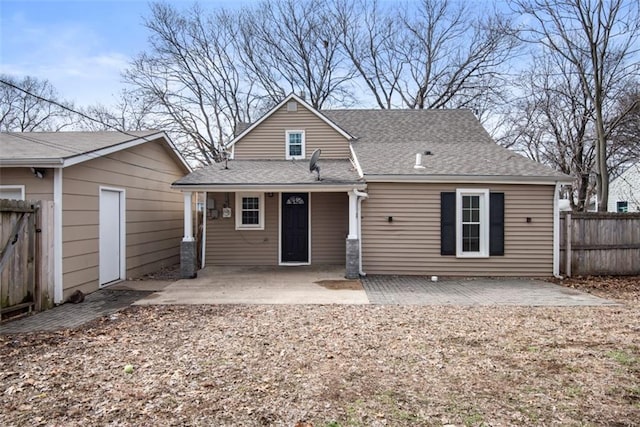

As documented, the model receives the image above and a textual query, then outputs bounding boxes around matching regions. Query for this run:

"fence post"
[565,212,572,278]
[38,201,55,310]
[27,203,37,313]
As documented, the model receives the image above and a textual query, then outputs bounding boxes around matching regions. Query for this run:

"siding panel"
[205,191,349,266]
[311,192,348,264]
[61,139,186,298]
[361,183,555,276]
[0,167,54,200]
[205,192,279,265]
[234,102,350,159]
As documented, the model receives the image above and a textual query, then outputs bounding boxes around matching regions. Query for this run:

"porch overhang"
[171,183,366,192]
[171,159,365,192]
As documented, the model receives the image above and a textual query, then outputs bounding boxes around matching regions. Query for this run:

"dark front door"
[281,193,309,263]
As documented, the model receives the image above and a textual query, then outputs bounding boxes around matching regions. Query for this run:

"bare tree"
[608,84,640,177]
[124,3,259,165]
[234,0,356,109]
[401,0,518,111]
[333,0,404,109]
[503,56,597,211]
[512,0,640,211]
[334,0,518,111]
[0,75,73,131]
[76,89,156,131]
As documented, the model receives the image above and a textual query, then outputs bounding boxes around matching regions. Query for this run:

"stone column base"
[345,238,360,279]
[180,240,198,279]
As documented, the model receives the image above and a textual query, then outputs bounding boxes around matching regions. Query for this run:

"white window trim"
[0,185,26,200]
[235,192,265,230]
[456,188,489,258]
[285,130,305,160]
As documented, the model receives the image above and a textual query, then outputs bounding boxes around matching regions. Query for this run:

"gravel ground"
[1,277,639,427]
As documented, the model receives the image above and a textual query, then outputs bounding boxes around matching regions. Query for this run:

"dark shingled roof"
[323,109,568,179]
[0,131,160,162]
[173,159,361,186]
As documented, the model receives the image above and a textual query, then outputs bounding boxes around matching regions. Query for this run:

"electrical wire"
[1,78,144,138]
[0,78,190,174]
[6,132,186,175]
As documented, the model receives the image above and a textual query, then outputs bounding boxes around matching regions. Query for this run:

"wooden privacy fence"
[560,212,640,276]
[1,199,54,321]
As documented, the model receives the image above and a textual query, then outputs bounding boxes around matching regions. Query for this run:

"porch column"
[183,191,194,242]
[346,190,360,279]
[348,190,358,239]
[181,191,197,279]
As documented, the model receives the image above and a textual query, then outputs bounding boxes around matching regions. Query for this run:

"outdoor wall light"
[31,167,46,179]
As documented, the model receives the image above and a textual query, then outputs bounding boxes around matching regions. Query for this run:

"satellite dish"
[309,148,321,181]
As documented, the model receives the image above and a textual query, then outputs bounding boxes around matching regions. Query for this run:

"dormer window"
[286,130,305,160]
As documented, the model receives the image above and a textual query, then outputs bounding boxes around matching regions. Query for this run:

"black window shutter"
[489,192,505,256]
[441,192,456,255]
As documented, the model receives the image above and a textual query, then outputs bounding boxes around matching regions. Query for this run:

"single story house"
[173,94,572,279]
[607,162,640,212]
[0,131,191,303]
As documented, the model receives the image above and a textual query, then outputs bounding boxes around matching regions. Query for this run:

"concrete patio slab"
[134,265,369,305]
[363,275,618,306]
[2,271,620,334]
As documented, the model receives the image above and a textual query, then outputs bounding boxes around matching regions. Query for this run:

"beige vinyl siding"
[0,167,54,200]
[205,192,279,265]
[233,102,350,159]
[61,139,186,297]
[205,191,348,266]
[311,192,348,264]
[361,183,555,276]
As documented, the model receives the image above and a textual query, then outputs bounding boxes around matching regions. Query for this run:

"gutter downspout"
[353,189,369,276]
[53,168,63,304]
[552,181,562,279]
[201,192,206,269]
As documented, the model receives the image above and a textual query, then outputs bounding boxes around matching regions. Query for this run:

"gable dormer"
[229,94,353,160]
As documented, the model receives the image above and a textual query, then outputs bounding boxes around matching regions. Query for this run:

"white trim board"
[53,168,63,304]
[172,184,367,193]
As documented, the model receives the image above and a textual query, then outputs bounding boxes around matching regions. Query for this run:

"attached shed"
[0,131,191,303]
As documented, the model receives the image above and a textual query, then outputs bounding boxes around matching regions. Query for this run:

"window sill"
[456,253,489,259]
[235,225,265,231]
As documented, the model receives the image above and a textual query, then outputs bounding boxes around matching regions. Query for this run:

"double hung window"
[286,130,305,160]
[456,189,489,257]
[235,193,265,230]
[441,189,504,258]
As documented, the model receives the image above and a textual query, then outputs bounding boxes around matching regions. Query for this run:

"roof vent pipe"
[414,153,425,169]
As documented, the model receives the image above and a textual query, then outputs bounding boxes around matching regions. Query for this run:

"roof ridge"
[324,108,473,113]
